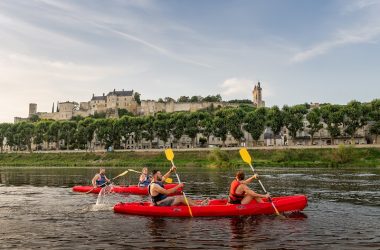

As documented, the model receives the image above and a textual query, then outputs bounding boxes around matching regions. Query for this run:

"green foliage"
[207,148,232,168]
[331,144,355,164]
[306,108,323,143]
[244,107,267,144]
[118,109,134,118]
[134,92,141,105]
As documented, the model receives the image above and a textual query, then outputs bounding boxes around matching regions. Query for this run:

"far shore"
[0,145,379,168]
[1,143,380,154]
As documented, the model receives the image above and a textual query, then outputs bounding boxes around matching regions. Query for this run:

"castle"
[15,82,264,122]
[252,81,265,107]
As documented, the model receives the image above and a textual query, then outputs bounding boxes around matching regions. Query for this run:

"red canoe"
[72,183,182,195]
[114,195,307,217]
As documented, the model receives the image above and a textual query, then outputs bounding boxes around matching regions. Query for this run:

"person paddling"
[149,166,208,206]
[228,170,270,204]
[92,167,111,188]
[138,167,151,187]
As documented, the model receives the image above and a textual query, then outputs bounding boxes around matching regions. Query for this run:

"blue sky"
[0,0,379,122]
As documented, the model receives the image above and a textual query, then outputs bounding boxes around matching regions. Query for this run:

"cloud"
[291,0,380,63]
[220,78,253,97]
[291,24,380,63]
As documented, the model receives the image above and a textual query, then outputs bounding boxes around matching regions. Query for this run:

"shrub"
[207,148,232,168]
[331,144,355,164]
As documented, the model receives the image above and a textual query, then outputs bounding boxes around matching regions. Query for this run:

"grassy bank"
[0,146,379,168]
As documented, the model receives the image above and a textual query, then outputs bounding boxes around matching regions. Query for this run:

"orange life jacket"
[229,179,245,203]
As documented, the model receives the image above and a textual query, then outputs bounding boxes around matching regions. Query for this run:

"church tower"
[252,81,265,107]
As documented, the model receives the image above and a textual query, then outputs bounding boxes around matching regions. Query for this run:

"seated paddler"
[228,170,270,205]
[149,166,208,206]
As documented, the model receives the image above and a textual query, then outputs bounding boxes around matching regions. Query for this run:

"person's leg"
[172,196,198,206]
[241,194,263,205]
[156,197,175,206]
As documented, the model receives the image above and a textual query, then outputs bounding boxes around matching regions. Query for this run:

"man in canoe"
[228,170,270,204]
[138,167,151,187]
[92,167,111,188]
[149,166,208,206]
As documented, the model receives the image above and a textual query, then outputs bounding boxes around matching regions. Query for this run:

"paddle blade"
[165,177,173,184]
[113,170,129,179]
[239,148,252,164]
[165,149,174,161]
[127,169,141,174]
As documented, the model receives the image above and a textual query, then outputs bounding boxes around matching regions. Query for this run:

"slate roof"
[91,96,106,101]
[107,90,133,97]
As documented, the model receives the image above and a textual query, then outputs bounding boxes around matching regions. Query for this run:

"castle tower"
[29,103,37,117]
[252,82,265,107]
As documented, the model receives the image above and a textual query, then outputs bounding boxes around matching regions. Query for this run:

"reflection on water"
[0,167,379,249]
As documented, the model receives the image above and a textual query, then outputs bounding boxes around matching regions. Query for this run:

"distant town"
[1,82,378,152]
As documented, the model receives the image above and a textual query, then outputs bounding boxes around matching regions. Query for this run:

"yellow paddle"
[127,169,173,183]
[85,170,129,194]
[165,149,193,217]
[239,148,281,216]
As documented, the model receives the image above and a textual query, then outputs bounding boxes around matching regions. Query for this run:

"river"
[0,167,379,249]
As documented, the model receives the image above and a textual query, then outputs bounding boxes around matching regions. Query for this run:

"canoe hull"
[72,184,181,195]
[113,195,307,217]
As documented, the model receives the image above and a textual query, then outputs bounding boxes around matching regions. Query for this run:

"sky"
[1,0,380,122]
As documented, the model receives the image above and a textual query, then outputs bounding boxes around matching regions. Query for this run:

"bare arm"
[243,185,270,199]
[162,166,176,181]
[241,174,258,185]
[139,174,145,182]
[92,174,99,187]
[152,183,183,195]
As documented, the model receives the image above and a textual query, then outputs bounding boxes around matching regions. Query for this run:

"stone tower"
[252,82,265,107]
[29,103,37,117]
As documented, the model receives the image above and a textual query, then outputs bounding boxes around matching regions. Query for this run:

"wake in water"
[87,185,115,211]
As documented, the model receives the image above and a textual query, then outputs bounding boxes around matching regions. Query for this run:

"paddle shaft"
[170,159,193,217]
[248,162,280,215]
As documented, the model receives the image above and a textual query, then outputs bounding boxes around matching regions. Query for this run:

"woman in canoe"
[92,167,111,188]
[149,166,208,206]
[138,167,151,187]
[228,170,270,204]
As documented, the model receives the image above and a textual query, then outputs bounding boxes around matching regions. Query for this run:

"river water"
[0,167,379,249]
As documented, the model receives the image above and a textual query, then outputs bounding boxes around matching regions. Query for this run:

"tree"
[5,123,19,151]
[369,99,380,143]
[212,110,229,146]
[190,96,202,102]
[118,109,134,118]
[60,121,77,150]
[130,116,145,148]
[48,121,61,150]
[17,122,35,152]
[184,112,200,147]
[154,113,170,145]
[34,120,52,150]
[267,106,284,146]
[306,108,323,145]
[283,104,308,145]
[94,118,122,149]
[244,107,267,146]
[29,114,40,123]
[0,123,11,152]
[226,108,245,145]
[142,116,156,148]
[134,92,141,105]
[76,118,96,150]
[342,101,370,143]
[198,112,213,145]
[321,104,344,145]
[203,94,222,102]
[168,112,186,146]
[177,96,190,102]
[164,97,175,103]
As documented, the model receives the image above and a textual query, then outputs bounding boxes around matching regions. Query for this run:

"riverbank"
[0,146,379,167]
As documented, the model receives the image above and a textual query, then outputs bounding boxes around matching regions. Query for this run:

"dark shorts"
[228,197,242,204]
[156,197,175,206]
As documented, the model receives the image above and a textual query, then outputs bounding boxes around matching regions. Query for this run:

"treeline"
[0,99,379,152]
[156,94,251,103]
